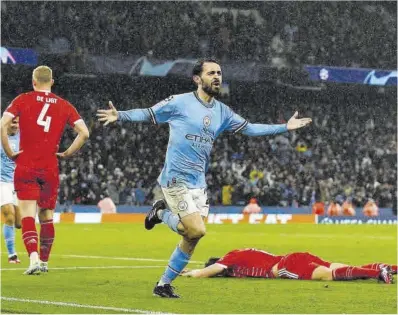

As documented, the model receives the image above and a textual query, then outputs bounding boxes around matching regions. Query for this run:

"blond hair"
[32,66,52,84]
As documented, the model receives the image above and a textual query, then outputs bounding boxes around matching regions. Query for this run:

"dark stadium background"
[1,1,396,212]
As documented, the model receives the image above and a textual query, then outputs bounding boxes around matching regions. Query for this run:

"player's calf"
[39,216,55,263]
[332,266,393,284]
[2,204,19,262]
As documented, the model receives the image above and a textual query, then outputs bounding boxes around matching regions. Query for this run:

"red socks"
[22,217,38,256]
[333,266,379,281]
[40,219,55,262]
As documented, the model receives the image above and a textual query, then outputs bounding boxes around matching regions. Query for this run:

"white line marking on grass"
[57,254,204,264]
[1,297,173,314]
[1,265,165,271]
[277,233,396,240]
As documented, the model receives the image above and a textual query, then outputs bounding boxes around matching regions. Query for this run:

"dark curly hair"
[192,58,220,77]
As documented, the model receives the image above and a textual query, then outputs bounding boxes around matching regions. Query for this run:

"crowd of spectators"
[2,1,396,69]
[2,74,395,209]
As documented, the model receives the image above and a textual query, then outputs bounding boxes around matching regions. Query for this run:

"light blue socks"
[159,246,191,285]
[159,209,180,233]
[3,224,16,256]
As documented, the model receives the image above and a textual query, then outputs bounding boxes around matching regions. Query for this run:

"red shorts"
[14,164,59,209]
[277,252,331,280]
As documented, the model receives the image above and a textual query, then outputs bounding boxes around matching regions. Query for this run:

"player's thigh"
[162,184,199,218]
[180,212,206,236]
[329,263,348,270]
[14,165,40,201]
[38,169,59,210]
[311,266,333,281]
[0,182,17,208]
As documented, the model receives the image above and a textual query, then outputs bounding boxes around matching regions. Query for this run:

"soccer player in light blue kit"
[97,58,312,298]
[1,117,21,263]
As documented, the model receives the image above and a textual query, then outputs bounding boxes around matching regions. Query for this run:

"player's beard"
[202,82,221,97]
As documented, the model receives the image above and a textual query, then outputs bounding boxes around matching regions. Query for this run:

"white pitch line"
[1,265,165,271]
[277,233,396,240]
[57,254,204,264]
[1,297,173,314]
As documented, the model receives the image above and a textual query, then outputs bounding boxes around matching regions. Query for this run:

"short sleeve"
[148,96,176,124]
[66,103,83,127]
[221,105,248,134]
[216,250,241,268]
[4,94,24,118]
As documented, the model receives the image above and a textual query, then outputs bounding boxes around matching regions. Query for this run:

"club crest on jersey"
[203,116,211,127]
[178,201,188,211]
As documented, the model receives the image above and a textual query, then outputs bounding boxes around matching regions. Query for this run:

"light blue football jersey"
[149,92,247,189]
[0,133,20,183]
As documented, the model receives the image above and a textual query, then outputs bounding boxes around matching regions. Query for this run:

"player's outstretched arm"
[241,111,312,136]
[180,264,225,278]
[0,114,23,160]
[96,101,151,125]
[56,121,89,159]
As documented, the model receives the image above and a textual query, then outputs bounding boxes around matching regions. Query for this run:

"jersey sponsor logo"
[185,134,213,144]
[206,214,315,224]
[178,201,188,211]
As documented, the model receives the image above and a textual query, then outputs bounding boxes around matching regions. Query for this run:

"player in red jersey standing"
[182,248,396,284]
[1,66,89,275]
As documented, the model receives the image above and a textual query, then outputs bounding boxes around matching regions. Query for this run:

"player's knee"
[4,213,15,226]
[186,226,206,240]
[38,208,53,222]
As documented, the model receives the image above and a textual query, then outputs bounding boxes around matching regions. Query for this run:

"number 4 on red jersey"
[4,91,83,168]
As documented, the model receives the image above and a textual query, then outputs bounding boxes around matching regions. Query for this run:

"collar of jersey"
[193,91,215,108]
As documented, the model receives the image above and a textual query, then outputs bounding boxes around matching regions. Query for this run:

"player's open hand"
[56,152,69,159]
[96,101,118,126]
[180,268,191,277]
[9,150,23,161]
[286,111,312,131]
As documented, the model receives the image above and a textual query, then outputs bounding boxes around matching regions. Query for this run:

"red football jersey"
[5,90,82,169]
[216,248,283,278]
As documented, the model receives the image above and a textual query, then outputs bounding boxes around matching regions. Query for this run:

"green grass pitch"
[1,223,397,314]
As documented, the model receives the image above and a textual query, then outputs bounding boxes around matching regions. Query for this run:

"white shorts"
[0,182,17,207]
[162,184,209,218]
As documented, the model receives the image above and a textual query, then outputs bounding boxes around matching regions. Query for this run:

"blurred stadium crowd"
[2,1,396,69]
[1,2,396,210]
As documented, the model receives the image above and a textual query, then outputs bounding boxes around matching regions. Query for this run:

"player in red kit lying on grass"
[181,248,396,284]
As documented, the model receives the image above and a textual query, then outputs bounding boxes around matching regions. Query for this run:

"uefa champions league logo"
[319,68,329,81]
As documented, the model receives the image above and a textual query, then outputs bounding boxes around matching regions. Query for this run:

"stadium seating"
[1,2,396,69]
